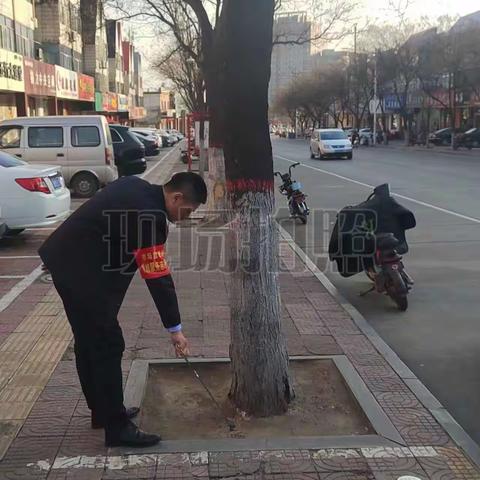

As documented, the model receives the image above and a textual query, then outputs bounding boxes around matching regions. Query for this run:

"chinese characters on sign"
[55,65,79,100]
[78,74,95,102]
[0,48,24,92]
[24,58,56,97]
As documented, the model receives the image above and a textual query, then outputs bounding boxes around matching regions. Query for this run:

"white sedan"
[0,151,70,236]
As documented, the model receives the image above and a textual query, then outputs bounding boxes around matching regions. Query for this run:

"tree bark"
[220,0,293,416]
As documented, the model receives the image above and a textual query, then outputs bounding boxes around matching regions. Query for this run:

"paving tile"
[38,385,82,402]
[264,474,320,480]
[208,451,262,476]
[18,415,71,437]
[2,435,62,463]
[0,401,35,420]
[416,446,479,479]
[0,419,22,459]
[47,470,104,480]
[382,408,451,446]
[318,474,374,480]
[301,335,343,355]
[58,434,107,457]
[312,449,368,472]
[28,399,78,419]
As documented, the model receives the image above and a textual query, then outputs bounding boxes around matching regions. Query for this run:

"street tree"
[416,24,480,142]
[109,0,294,416]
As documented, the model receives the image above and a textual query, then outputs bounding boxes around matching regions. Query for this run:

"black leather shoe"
[92,407,140,429]
[105,420,161,448]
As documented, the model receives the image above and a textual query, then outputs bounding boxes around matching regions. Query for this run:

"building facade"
[143,89,176,128]
[0,1,146,123]
[269,12,321,104]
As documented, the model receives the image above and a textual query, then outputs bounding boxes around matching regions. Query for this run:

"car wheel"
[310,148,315,159]
[318,149,323,160]
[347,153,353,159]
[71,173,99,198]
[442,138,449,146]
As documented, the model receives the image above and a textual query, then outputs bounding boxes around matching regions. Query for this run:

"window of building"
[71,126,100,147]
[0,15,15,52]
[14,22,34,57]
[28,127,64,148]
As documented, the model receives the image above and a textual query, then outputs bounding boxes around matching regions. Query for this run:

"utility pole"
[353,24,359,130]
[373,50,378,146]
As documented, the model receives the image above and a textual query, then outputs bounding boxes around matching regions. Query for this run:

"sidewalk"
[372,140,480,157]
[0,153,478,479]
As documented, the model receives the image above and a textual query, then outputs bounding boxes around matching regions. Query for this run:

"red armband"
[134,244,171,279]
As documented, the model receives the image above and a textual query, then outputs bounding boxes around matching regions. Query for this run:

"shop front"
[95,91,121,123]
[24,57,56,116]
[55,65,79,114]
[78,74,95,111]
[0,48,25,120]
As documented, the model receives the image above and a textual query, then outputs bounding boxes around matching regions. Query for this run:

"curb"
[277,223,480,469]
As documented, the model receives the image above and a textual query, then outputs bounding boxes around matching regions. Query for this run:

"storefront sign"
[95,92,103,111]
[105,92,118,111]
[78,74,95,102]
[0,48,24,92]
[95,91,118,112]
[55,65,78,100]
[117,94,128,111]
[24,58,55,96]
[130,106,146,119]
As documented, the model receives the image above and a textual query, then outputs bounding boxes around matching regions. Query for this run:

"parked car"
[166,129,184,142]
[132,132,161,157]
[109,125,147,176]
[0,115,117,198]
[429,128,453,146]
[310,128,353,160]
[455,127,480,149]
[157,129,177,146]
[130,128,162,146]
[0,151,70,235]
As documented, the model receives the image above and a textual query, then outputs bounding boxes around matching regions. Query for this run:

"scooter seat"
[376,232,400,250]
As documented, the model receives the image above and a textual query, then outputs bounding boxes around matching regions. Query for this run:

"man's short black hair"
[164,172,207,204]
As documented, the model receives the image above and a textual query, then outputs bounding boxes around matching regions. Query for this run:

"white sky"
[361,0,478,21]
[138,0,480,89]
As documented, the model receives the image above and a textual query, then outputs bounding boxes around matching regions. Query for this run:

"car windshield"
[465,128,477,134]
[0,152,26,167]
[320,131,347,140]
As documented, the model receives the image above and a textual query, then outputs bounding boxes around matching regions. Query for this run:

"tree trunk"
[221,0,293,416]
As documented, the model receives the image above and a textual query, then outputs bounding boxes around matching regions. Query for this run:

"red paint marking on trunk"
[226,179,274,193]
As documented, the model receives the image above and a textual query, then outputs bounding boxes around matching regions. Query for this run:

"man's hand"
[171,331,190,357]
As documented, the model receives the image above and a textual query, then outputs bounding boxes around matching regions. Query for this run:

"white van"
[310,128,353,160]
[0,115,117,197]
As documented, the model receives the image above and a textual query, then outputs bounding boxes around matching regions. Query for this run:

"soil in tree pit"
[140,359,374,439]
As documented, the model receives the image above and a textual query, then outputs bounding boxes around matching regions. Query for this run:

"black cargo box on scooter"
[328,184,416,278]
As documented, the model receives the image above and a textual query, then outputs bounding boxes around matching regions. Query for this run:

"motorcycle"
[274,162,309,224]
[329,183,416,311]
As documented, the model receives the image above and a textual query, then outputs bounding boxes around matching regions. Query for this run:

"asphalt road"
[273,138,480,443]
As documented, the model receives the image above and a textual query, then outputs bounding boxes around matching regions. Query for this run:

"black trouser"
[52,277,128,434]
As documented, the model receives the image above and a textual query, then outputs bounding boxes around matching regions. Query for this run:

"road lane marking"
[274,154,480,225]
[0,256,40,259]
[0,276,26,279]
[0,265,43,313]
[141,146,179,180]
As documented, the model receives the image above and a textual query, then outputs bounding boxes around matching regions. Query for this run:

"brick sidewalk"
[0,154,478,479]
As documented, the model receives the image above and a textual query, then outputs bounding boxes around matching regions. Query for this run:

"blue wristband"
[168,324,182,333]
